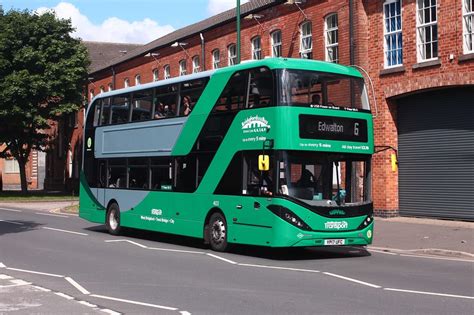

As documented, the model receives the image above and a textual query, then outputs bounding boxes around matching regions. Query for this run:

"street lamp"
[244,14,265,30]
[171,42,189,57]
[144,52,160,64]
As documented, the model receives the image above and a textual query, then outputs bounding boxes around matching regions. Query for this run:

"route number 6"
[354,122,360,136]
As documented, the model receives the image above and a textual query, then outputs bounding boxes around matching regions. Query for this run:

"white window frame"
[4,158,20,174]
[135,74,141,85]
[325,13,339,63]
[90,89,94,101]
[383,0,403,68]
[463,0,474,53]
[300,21,313,59]
[416,0,438,62]
[271,30,282,57]
[192,55,200,73]
[99,86,105,94]
[164,65,171,79]
[153,69,159,81]
[212,49,220,69]
[124,78,129,88]
[251,36,262,60]
[108,83,113,92]
[228,44,237,66]
[179,60,187,76]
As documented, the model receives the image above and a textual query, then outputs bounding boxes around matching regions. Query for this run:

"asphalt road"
[0,205,473,314]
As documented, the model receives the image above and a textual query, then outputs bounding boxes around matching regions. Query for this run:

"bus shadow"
[0,220,43,236]
[87,225,371,260]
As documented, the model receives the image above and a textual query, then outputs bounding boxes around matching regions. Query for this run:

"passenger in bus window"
[310,94,321,107]
[182,95,192,116]
[154,102,165,119]
[164,104,176,117]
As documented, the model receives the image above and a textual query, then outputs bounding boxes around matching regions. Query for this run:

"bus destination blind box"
[299,115,368,142]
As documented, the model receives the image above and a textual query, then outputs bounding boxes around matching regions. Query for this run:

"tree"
[0,10,89,193]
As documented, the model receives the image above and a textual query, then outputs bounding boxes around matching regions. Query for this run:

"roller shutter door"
[397,87,474,221]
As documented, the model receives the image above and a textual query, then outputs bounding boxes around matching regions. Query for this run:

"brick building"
[84,0,473,220]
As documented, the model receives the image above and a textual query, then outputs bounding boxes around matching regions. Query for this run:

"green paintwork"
[80,58,374,248]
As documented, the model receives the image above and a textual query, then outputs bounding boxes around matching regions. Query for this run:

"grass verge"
[0,190,79,202]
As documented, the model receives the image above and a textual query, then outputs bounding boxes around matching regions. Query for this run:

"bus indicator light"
[258,154,270,171]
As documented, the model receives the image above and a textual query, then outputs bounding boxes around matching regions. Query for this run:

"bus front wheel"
[208,213,228,252]
[106,202,122,236]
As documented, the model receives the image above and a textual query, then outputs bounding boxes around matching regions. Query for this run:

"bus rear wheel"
[106,202,122,236]
[208,213,228,252]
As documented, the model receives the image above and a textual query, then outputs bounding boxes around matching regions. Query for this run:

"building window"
[300,21,313,59]
[463,0,474,53]
[90,89,94,101]
[212,49,220,69]
[179,60,187,76]
[99,86,105,94]
[135,74,141,85]
[164,65,171,79]
[192,55,200,73]
[153,69,159,81]
[4,158,20,174]
[384,0,403,67]
[325,14,339,63]
[228,44,237,66]
[108,83,113,91]
[251,36,262,60]
[271,30,282,57]
[416,0,438,62]
[124,78,130,88]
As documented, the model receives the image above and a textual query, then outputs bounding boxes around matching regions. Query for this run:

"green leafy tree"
[0,9,89,193]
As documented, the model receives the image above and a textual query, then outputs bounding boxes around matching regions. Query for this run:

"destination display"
[299,115,368,142]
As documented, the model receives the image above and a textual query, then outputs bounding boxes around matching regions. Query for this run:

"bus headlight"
[357,214,374,230]
[268,205,311,231]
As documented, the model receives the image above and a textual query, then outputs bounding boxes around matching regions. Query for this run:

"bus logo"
[86,137,92,151]
[329,209,346,216]
[242,116,270,134]
[324,221,348,230]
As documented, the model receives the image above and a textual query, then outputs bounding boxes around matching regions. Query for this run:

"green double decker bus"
[80,58,374,252]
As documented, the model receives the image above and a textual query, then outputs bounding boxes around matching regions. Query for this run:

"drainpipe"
[111,66,116,90]
[349,0,355,106]
[200,33,205,71]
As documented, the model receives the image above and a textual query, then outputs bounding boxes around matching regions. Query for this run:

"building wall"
[83,0,474,216]
[0,144,38,190]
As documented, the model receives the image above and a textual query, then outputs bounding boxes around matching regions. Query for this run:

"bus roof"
[89,58,362,103]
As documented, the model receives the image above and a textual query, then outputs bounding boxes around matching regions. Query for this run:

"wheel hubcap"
[211,220,225,244]
[109,210,118,230]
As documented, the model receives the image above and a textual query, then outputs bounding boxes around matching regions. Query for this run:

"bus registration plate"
[324,239,345,245]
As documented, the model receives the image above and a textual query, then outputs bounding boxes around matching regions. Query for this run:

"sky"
[0,0,249,44]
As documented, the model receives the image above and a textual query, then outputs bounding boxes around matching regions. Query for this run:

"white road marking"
[105,239,147,248]
[239,263,320,273]
[10,279,31,285]
[399,254,474,263]
[65,276,90,295]
[78,300,98,308]
[206,253,237,264]
[148,246,205,255]
[384,288,474,300]
[36,212,69,218]
[33,285,51,292]
[0,274,13,279]
[42,227,88,236]
[100,309,121,315]
[369,249,398,255]
[0,207,22,212]
[91,294,179,311]
[6,267,64,278]
[0,220,24,225]
[180,311,192,315]
[0,262,6,268]
[55,292,74,300]
[323,272,382,288]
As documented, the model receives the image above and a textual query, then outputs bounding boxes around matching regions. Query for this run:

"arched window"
[300,21,313,59]
[135,74,141,85]
[124,78,130,88]
[164,65,171,79]
[251,36,262,60]
[212,49,220,69]
[192,55,200,73]
[270,30,282,57]
[99,86,105,94]
[108,83,113,91]
[228,44,237,65]
[179,60,187,76]
[153,69,159,81]
[89,89,94,101]
[325,14,339,63]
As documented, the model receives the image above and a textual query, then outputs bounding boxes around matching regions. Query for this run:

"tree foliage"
[0,9,89,193]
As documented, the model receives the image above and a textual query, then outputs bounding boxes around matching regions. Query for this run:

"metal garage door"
[397,87,474,221]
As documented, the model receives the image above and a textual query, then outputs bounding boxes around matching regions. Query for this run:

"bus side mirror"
[391,153,398,172]
[258,155,270,171]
